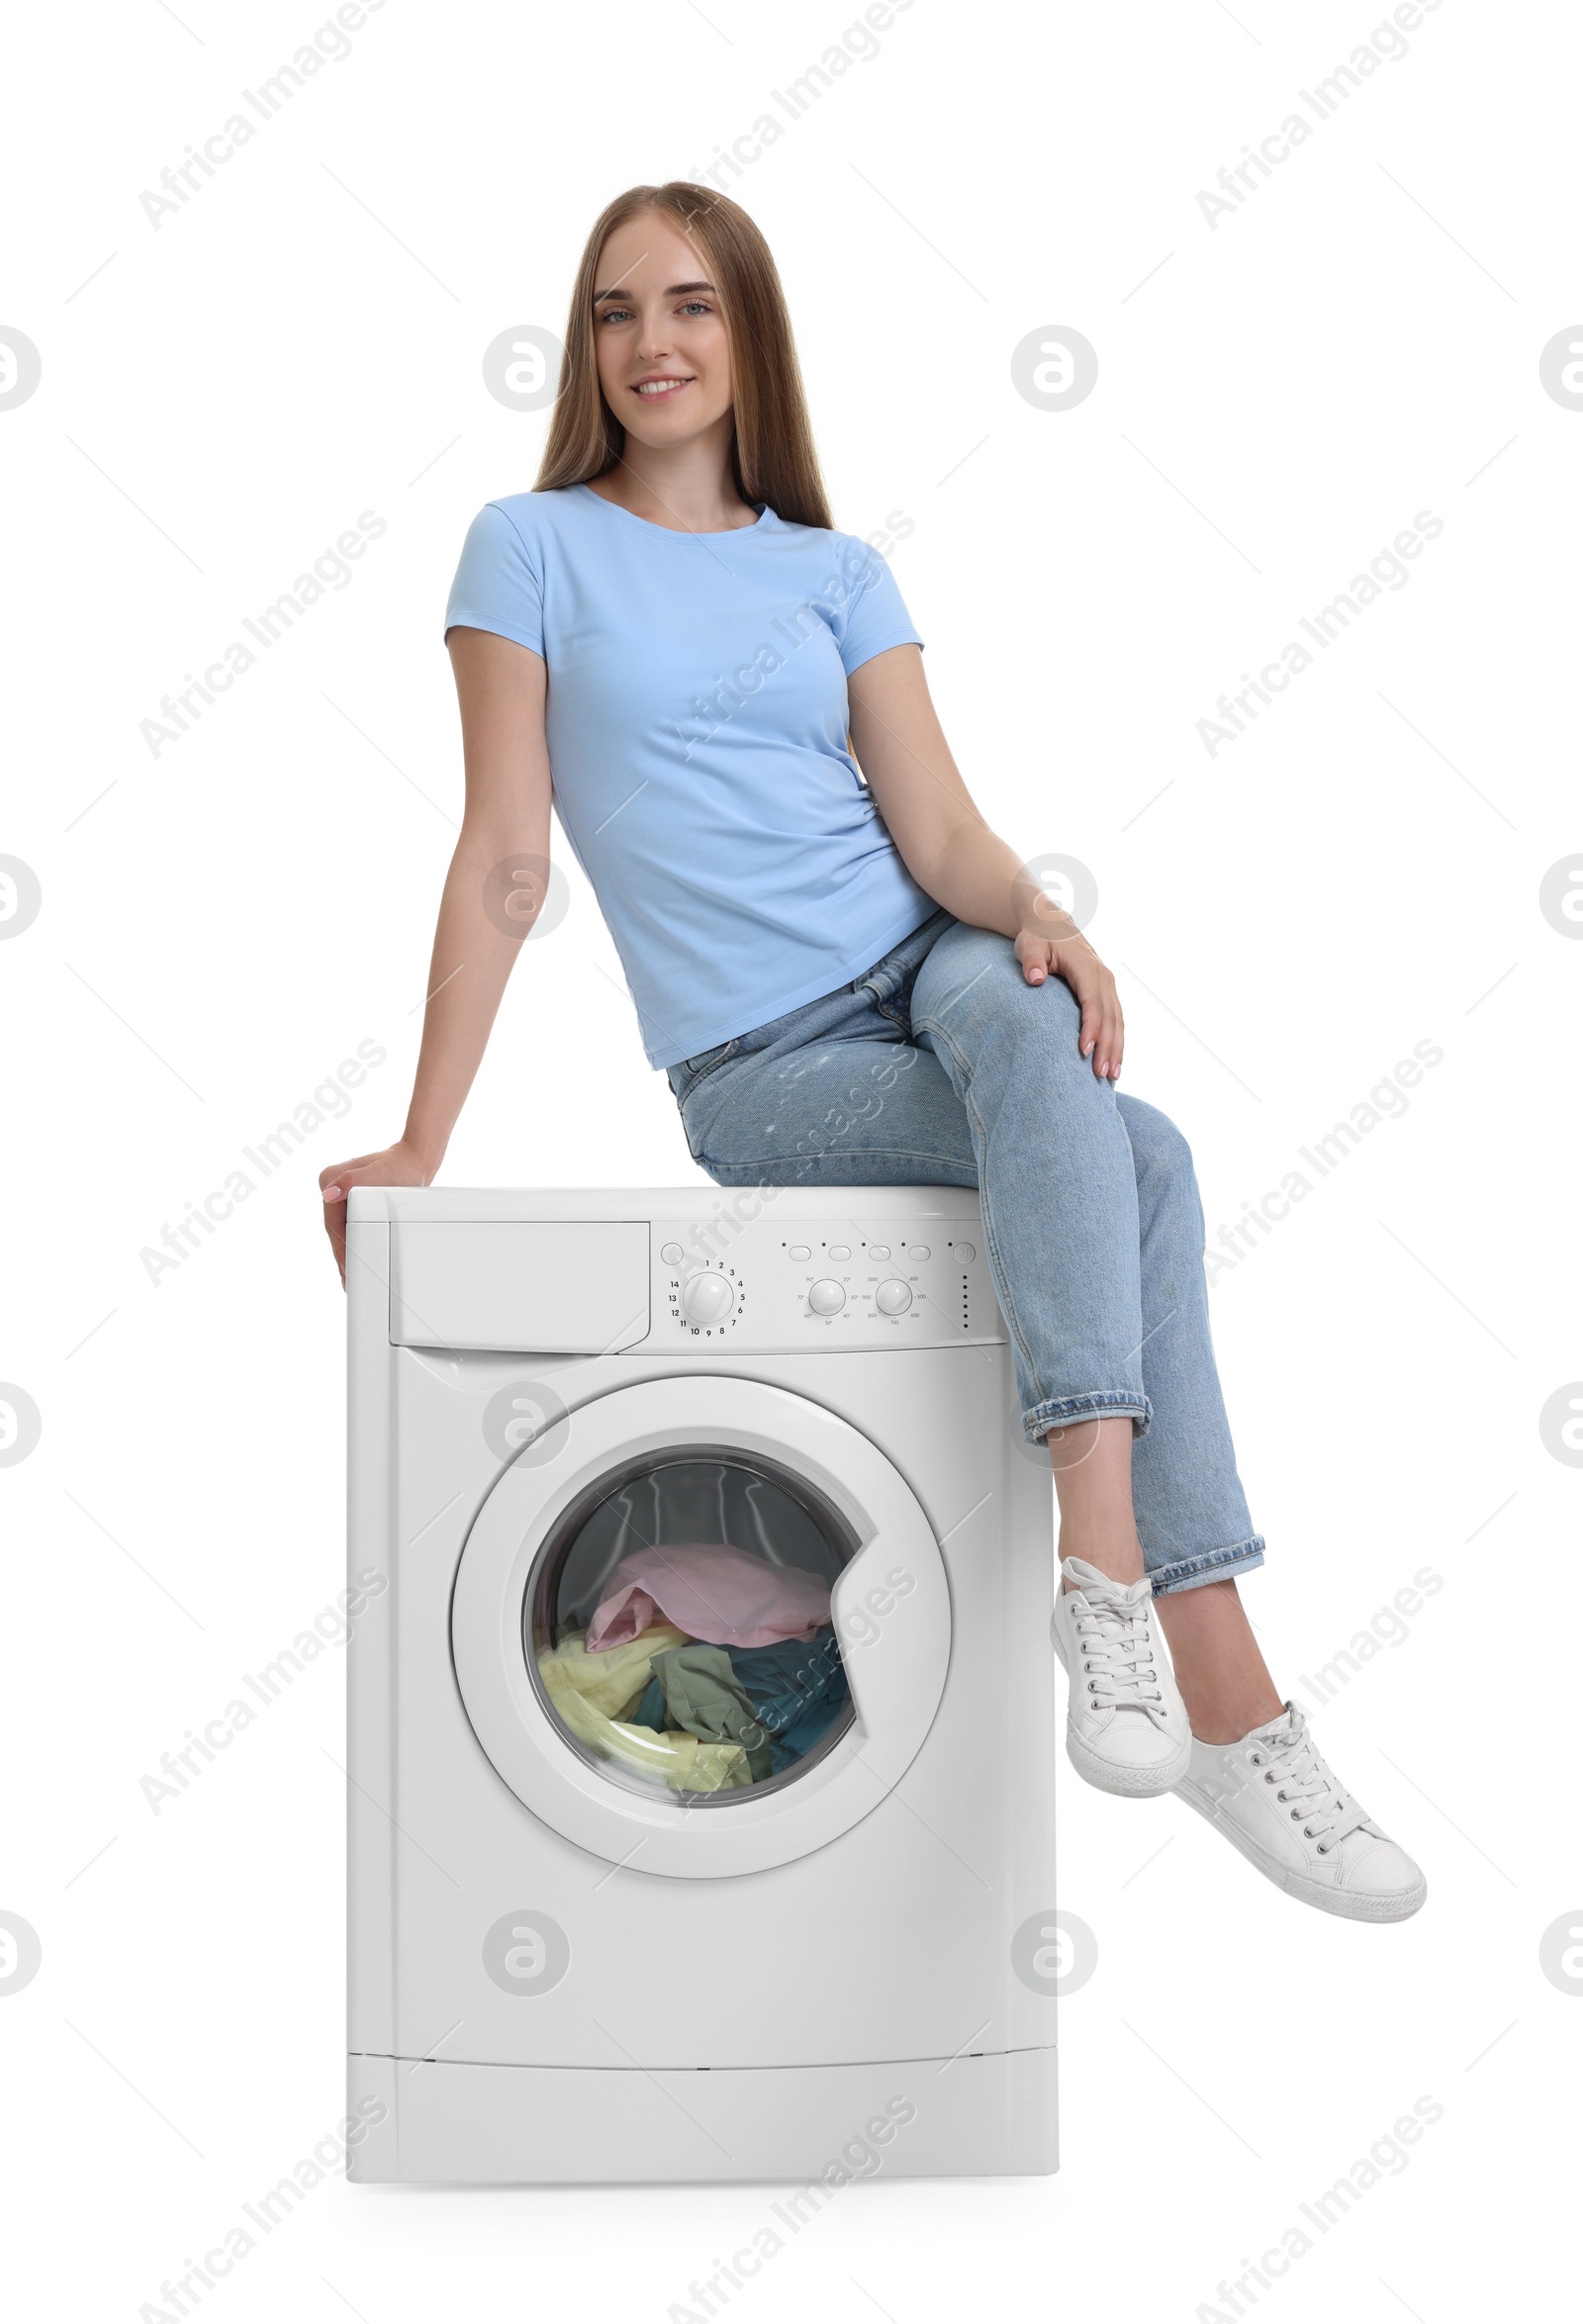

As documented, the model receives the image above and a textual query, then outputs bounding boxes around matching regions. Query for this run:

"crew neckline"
[577,482,772,537]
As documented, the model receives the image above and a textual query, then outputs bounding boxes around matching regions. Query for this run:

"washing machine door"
[451,1374,950,1878]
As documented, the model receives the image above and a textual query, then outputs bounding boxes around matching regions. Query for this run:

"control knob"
[807,1279,846,1316]
[680,1270,736,1325]
[875,1279,913,1316]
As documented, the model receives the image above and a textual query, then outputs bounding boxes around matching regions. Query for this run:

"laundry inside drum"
[526,1452,857,1803]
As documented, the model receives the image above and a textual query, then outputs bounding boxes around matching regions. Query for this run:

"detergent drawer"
[389,1221,650,1352]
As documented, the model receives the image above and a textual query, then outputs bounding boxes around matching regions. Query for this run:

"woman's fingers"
[320,1153,377,1203]
[318,1142,434,1285]
[1090,996,1120,1078]
[1050,946,1121,1078]
[1100,1001,1125,1078]
[320,1161,366,1285]
[1056,956,1105,1069]
[323,1177,353,1276]
[1018,930,1124,1078]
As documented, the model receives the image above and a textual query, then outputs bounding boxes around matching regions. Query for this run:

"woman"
[321,180,1424,1923]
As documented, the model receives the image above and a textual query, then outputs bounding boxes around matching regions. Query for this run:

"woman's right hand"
[1013,890,1126,1081]
[320,1139,437,1287]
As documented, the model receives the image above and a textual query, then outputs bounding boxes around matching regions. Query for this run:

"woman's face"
[591,212,734,450]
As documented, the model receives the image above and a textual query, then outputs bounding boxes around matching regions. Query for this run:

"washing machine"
[344,1185,1059,2183]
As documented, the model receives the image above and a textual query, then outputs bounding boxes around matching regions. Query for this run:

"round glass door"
[526,1448,857,1804]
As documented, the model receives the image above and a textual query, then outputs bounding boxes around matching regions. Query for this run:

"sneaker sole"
[1173,1778,1428,1922]
[1066,1725,1192,1799]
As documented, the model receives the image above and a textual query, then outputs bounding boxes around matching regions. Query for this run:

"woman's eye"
[679,300,711,317]
[598,307,633,325]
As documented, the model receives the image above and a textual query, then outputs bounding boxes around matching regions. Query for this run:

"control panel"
[652,1217,1002,1350]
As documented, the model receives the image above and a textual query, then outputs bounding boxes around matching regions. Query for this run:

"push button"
[869,1244,890,1259]
[660,1242,684,1265]
[789,1245,811,1260]
[828,1244,851,1260]
[909,1246,930,1261]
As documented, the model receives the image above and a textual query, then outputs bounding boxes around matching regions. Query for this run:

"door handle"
[829,1534,951,1754]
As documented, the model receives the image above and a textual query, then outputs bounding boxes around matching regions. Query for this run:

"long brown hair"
[535,181,833,531]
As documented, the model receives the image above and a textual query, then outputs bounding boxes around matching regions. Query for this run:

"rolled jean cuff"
[1023,1391,1153,1446]
[1147,1538,1265,1598]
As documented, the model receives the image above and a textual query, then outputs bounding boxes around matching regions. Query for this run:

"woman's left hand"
[1014,909,1125,1080]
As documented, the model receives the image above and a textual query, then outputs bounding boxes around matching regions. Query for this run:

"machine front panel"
[647,1208,1002,1353]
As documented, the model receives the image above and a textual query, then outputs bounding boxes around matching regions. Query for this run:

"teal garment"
[727,1627,850,1773]
[635,1643,775,1784]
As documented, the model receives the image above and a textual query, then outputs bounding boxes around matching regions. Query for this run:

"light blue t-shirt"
[443,483,932,1068]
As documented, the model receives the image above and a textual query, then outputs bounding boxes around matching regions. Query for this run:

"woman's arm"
[319,626,552,1279]
[846,643,1124,1081]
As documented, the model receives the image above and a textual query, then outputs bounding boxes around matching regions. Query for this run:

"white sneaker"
[1173,1703,1427,1922]
[1051,1557,1191,1798]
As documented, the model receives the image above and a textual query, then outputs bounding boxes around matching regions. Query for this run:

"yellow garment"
[540,1623,690,1720]
[537,1626,751,1794]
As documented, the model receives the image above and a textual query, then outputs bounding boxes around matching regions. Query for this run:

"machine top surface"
[351,1186,983,1225]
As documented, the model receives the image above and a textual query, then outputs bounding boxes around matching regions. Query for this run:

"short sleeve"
[831,538,923,677]
[443,501,544,658]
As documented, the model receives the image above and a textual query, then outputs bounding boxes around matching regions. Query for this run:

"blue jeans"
[666,910,1264,1598]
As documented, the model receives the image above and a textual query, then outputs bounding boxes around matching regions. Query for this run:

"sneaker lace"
[1249,1711,1377,1853]
[1072,1582,1171,1729]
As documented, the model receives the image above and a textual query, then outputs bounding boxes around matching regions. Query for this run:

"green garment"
[640,1643,775,1783]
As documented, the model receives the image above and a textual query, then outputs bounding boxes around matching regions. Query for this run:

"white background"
[2,0,1577,2316]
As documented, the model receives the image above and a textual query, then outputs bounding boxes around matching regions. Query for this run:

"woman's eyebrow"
[593,280,716,302]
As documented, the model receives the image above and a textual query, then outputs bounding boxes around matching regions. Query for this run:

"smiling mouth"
[632,377,694,398]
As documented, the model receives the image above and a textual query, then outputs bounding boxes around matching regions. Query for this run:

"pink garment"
[587,1542,832,1653]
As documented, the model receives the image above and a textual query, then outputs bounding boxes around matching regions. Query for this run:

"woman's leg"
[1155,1580,1281,1742]
[1046,1415,1145,1581]
[1108,1092,1283,1739]
[676,924,1424,1911]
[677,917,1281,1738]
[905,926,1281,1727]
[904,928,1425,1912]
